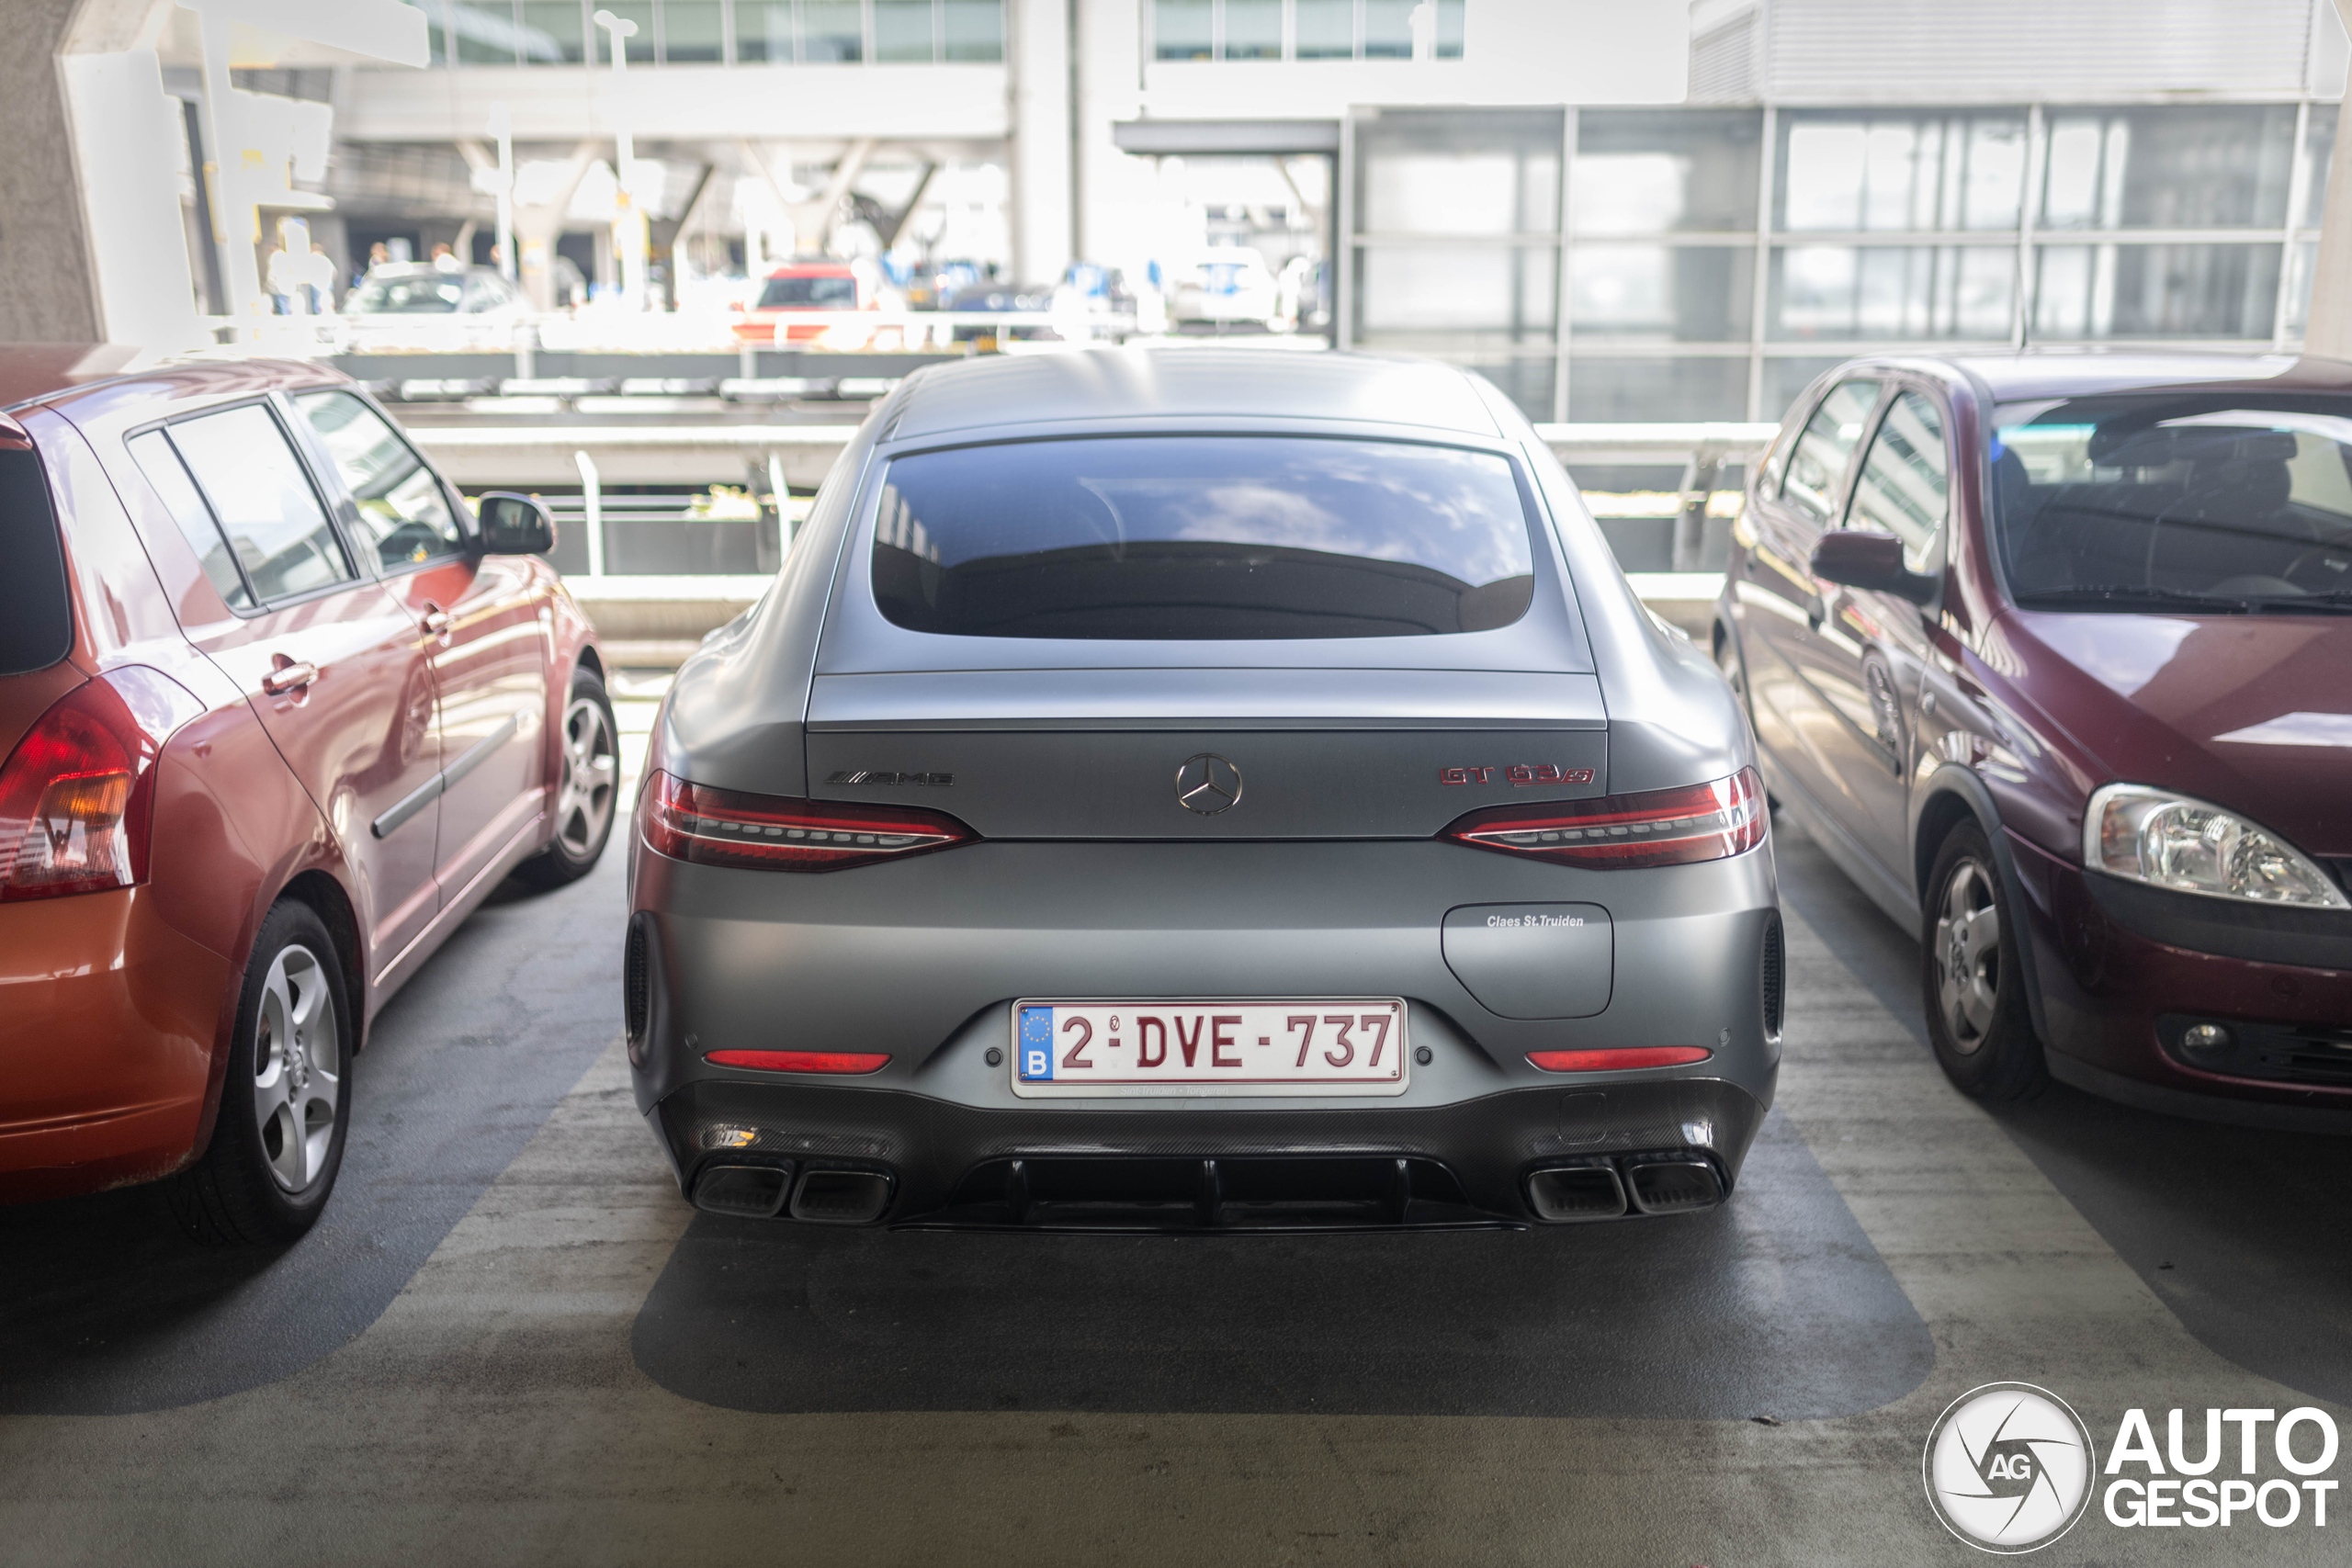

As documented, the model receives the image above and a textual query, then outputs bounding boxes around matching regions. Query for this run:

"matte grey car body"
[626,347,1781,1229]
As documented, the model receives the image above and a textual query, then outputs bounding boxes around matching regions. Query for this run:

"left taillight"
[0,669,203,903]
[1442,766,1767,871]
[639,770,976,873]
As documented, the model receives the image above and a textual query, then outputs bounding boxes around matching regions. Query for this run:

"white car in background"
[1170,249,1282,331]
[337,264,527,352]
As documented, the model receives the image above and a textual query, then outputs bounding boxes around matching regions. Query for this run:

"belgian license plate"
[1010,998,1409,1099]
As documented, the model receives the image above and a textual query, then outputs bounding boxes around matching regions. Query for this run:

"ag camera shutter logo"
[1923,1382,2097,1552]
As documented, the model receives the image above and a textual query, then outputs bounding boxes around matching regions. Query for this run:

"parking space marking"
[2,827,2345,1565]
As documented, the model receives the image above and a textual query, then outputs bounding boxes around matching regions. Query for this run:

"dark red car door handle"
[260,659,319,695]
[420,604,453,637]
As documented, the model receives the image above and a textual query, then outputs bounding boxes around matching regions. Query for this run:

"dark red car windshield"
[1991,393,2352,612]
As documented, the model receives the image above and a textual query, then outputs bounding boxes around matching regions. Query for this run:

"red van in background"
[0,353,616,1242]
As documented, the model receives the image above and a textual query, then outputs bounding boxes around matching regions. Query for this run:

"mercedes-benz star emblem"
[1174,752,1243,816]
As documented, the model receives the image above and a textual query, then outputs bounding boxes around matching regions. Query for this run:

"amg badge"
[827,770,954,785]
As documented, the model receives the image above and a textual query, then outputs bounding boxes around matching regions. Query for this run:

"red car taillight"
[1529,1046,1713,1073]
[0,669,201,903]
[1442,767,1766,870]
[706,1050,889,1074]
[639,770,976,873]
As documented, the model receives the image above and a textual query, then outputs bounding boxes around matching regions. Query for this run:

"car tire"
[1920,821,2047,1101]
[170,899,353,1246]
[512,665,619,892]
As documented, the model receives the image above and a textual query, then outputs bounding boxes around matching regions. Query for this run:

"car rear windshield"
[1992,393,2352,612]
[757,274,857,308]
[869,435,1539,639]
[0,447,72,675]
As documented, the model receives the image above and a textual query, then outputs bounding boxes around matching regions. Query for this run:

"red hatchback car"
[0,352,615,1239]
[1718,353,2351,1127]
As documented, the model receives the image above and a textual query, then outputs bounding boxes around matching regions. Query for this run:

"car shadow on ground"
[0,852,627,1416]
[1773,812,2352,1405]
[633,1102,1934,1422]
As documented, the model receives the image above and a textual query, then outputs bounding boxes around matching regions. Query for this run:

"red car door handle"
[421,605,453,637]
[261,659,319,695]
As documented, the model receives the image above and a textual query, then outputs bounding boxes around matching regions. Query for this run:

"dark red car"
[0,352,615,1238]
[1717,353,2351,1126]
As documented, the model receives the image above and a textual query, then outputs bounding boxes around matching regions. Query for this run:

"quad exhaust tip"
[1524,1155,1724,1223]
[692,1161,896,1225]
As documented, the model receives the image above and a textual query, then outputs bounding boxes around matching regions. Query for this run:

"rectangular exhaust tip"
[695,1162,794,1218]
[1525,1165,1628,1223]
[1625,1158,1724,1214]
[790,1168,895,1225]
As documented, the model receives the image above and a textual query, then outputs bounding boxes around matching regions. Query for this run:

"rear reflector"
[706,1049,889,1074]
[640,770,973,872]
[1443,766,1766,870]
[1528,1046,1712,1073]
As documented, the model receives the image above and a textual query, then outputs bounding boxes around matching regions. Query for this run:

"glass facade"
[1153,0,1465,62]
[406,1,1001,64]
[1347,99,2337,424]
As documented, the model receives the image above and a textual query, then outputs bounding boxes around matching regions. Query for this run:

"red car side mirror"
[1810,530,1939,606]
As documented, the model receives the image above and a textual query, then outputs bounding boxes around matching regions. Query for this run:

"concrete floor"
[4,705,2349,1564]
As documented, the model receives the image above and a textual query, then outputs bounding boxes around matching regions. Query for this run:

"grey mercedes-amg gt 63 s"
[626,347,1781,1230]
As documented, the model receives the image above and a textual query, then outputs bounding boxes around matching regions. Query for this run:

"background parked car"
[1716,352,2352,1127]
[337,264,525,351]
[732,260,873,344]
[1169,248,1280,331]
[0,355,616,1239]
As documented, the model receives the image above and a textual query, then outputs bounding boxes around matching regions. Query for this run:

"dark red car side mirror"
[1810,530,1939,606]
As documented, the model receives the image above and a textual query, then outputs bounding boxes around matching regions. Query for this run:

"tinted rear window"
[0,448,72,675]
[870,436,1539,639]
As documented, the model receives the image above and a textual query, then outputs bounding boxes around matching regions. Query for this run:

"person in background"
[304,243,339,315]
[356,242,390,289]
[430,243,461,273]
[266,242,300,314]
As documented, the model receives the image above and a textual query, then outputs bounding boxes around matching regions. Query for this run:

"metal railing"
[410,419,1777,577]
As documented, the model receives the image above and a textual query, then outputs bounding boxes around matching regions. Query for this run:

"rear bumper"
[628,834,1782,1225]
[2010,831,2352,1126]
[0,887,230,1202]
[649,1074,1769,1227]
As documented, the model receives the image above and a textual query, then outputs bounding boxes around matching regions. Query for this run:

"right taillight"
[1442,766,1767,870]
[0,670,200,903]
[639,770,975,872]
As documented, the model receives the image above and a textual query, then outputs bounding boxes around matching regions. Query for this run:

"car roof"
[768,261,854,275]
[1,352,345,418]
[888,346,1504,441]
[1874,348,2352,404]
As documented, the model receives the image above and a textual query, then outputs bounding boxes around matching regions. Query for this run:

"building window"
[942,0,1003,61]
[1293,0,1352,58]
[802,1,867,62]
[661,0,726,62]
[1770,244,2015,342]
[1778,111,2026,233]
[1223,0,1281,60]
[518,1,589,62]
[2031,243,2281,338]
[1575,110,1761,234]
[875,0,935,61]
[1156,1,1464,64]
[1156,0,1213,60]
[2038,106,2294,231]
[447,0,523,64]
